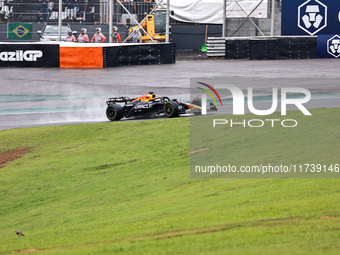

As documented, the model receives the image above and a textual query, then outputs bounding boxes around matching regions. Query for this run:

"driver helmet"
[113,26,118,32]
[81,28,86,34]
[68,30,72,35]
[96,27,101,33]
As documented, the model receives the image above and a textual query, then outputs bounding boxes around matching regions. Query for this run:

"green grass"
[190,108,340,178]
[0,110,339,254]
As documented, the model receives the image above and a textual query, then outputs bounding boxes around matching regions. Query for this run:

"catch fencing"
[0,1,166,25]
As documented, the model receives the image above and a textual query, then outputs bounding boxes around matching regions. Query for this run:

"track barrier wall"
[225,37,318,60]
[0,43,175,68]
[104,43,175,67]
[60,47,103,68]
[0,43,59,67]
[224,35,340,60]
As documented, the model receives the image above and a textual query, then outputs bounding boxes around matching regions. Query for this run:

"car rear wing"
[106,97,133,104]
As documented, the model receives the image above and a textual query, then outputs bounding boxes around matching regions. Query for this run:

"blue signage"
[282,0,340,36]
[317,34,340,58]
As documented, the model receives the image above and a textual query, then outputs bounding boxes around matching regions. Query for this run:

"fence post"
[223,0,226,37]
[166,0,170,43]
[58,0,62,41]
[109,0,113,43]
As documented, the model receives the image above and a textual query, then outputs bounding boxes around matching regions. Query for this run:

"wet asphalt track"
[1,58,340,130]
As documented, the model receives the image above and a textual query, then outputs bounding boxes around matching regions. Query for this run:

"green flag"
[7,23,33,40]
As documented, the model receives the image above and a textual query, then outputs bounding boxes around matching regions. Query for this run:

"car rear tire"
[164,101,178,117]
[106,104,124,121]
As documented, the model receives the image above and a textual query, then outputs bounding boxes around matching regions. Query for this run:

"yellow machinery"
[129,9,167,43]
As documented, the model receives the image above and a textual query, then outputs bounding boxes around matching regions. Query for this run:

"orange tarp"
[60,47,103,68]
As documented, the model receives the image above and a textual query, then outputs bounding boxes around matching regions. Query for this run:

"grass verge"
[0,109,339,254]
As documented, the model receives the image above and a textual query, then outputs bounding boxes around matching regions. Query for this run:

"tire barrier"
[104,43,176,67]
[225,37,318,60]
[0,43,175,68]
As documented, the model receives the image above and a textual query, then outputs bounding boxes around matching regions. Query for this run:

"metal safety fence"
[0,0,167,25]
[0,1,280,46]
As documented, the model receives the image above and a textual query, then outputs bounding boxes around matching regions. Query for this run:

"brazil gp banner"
[282,0,340,36]
[7,23,33,40]
[0,44,59,67]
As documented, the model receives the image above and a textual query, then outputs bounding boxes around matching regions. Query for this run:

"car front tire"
[164,101,179,118]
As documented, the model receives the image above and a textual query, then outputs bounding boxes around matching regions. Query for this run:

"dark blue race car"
[106,92,200,121]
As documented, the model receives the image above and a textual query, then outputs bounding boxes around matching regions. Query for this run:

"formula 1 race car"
[106,92,205,121]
